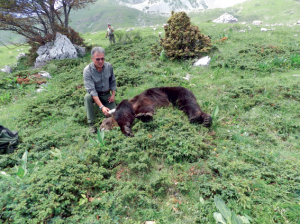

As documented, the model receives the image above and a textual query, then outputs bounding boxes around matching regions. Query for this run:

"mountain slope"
[69,0,166,33]
[189,0,300,24]
[118,0,248,13]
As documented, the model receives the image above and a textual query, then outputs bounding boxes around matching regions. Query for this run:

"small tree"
[154,11,211,60]
[0,0,95,45]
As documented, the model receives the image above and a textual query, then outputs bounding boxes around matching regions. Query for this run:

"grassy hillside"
[2,0,300,69]
[1,14,300,223]
[190,0,300,24]
[68,0,166,33]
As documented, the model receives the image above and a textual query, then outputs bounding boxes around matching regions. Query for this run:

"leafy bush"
[152,11,211,60]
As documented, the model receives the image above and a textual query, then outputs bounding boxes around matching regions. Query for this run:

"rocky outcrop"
[35,32,78,68]
[213,13,238,23]
[119,0,248,14]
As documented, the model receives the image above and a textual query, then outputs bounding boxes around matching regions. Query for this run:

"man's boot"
[89,123,97,134]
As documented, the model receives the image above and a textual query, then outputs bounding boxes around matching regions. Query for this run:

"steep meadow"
[0,13,300,224]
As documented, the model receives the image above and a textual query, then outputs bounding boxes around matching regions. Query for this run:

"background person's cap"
[107,23,111,26]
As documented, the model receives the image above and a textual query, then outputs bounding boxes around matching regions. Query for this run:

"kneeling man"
[83,47,116,134]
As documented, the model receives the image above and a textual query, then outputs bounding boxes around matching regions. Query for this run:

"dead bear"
[100,87,212,137]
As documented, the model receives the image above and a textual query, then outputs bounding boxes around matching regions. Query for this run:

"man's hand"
[101,106,110,116]
[108,95,115,103]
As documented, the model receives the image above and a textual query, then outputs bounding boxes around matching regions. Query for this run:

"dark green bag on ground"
[0,125,19,154]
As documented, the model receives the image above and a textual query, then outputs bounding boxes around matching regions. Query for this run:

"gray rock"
[183,74,191,80]
[126,28,134,32]
[253,20,263,25]
[0,65,12,74]
[16,53,26,60]
[36,83,48,93]
[193,56,211,67]
[213,13,238,23]
[73,44,86,57]
[38,71,52,79]
[35,32,78,68]
[261,28,275,32]
[297,20,300,25]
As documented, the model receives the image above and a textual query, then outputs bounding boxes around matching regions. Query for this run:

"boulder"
[213,13,238,23]
[0,65,12,74]
[126,28,134,32]
[73,44,86,57]
[253,20,263,25]
[193,56,211,67]
[297,20,300,25]
[35,32,78,68]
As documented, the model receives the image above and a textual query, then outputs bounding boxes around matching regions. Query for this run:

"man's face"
[108,25,111,28]
[92,52,105,69]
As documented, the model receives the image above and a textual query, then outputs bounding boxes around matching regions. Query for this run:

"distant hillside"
[189,0,300,25]
[117,0,247,14]
[1,0,300,46]
[0,31,25,46]
[69,0,166,33]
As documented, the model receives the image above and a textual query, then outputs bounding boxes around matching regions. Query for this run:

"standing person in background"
[105,23,115,44]
[83,47,117,134]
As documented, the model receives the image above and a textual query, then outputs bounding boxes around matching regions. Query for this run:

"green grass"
[190,0,300,24]
[0,45,30,70]
[1,2,300,224]
[69,0,166,33]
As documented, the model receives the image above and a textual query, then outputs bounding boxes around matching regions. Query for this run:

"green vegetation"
[152,11,211,60]
[1,1,300,223]
[0,45,30,70]
[190,0,300,24]
[68,0,166,33]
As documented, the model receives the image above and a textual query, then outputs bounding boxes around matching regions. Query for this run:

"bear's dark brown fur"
[100,87,212,137]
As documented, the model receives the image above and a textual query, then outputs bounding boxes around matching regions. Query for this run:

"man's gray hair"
[91,47,105,58]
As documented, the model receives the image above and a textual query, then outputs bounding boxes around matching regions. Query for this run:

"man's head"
[91,47,105,69]
[108,23,111,28]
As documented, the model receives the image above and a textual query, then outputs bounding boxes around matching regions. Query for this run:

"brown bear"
[100,87,212,137]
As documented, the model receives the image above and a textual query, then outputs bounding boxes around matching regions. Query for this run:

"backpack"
[0,125,19,154]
